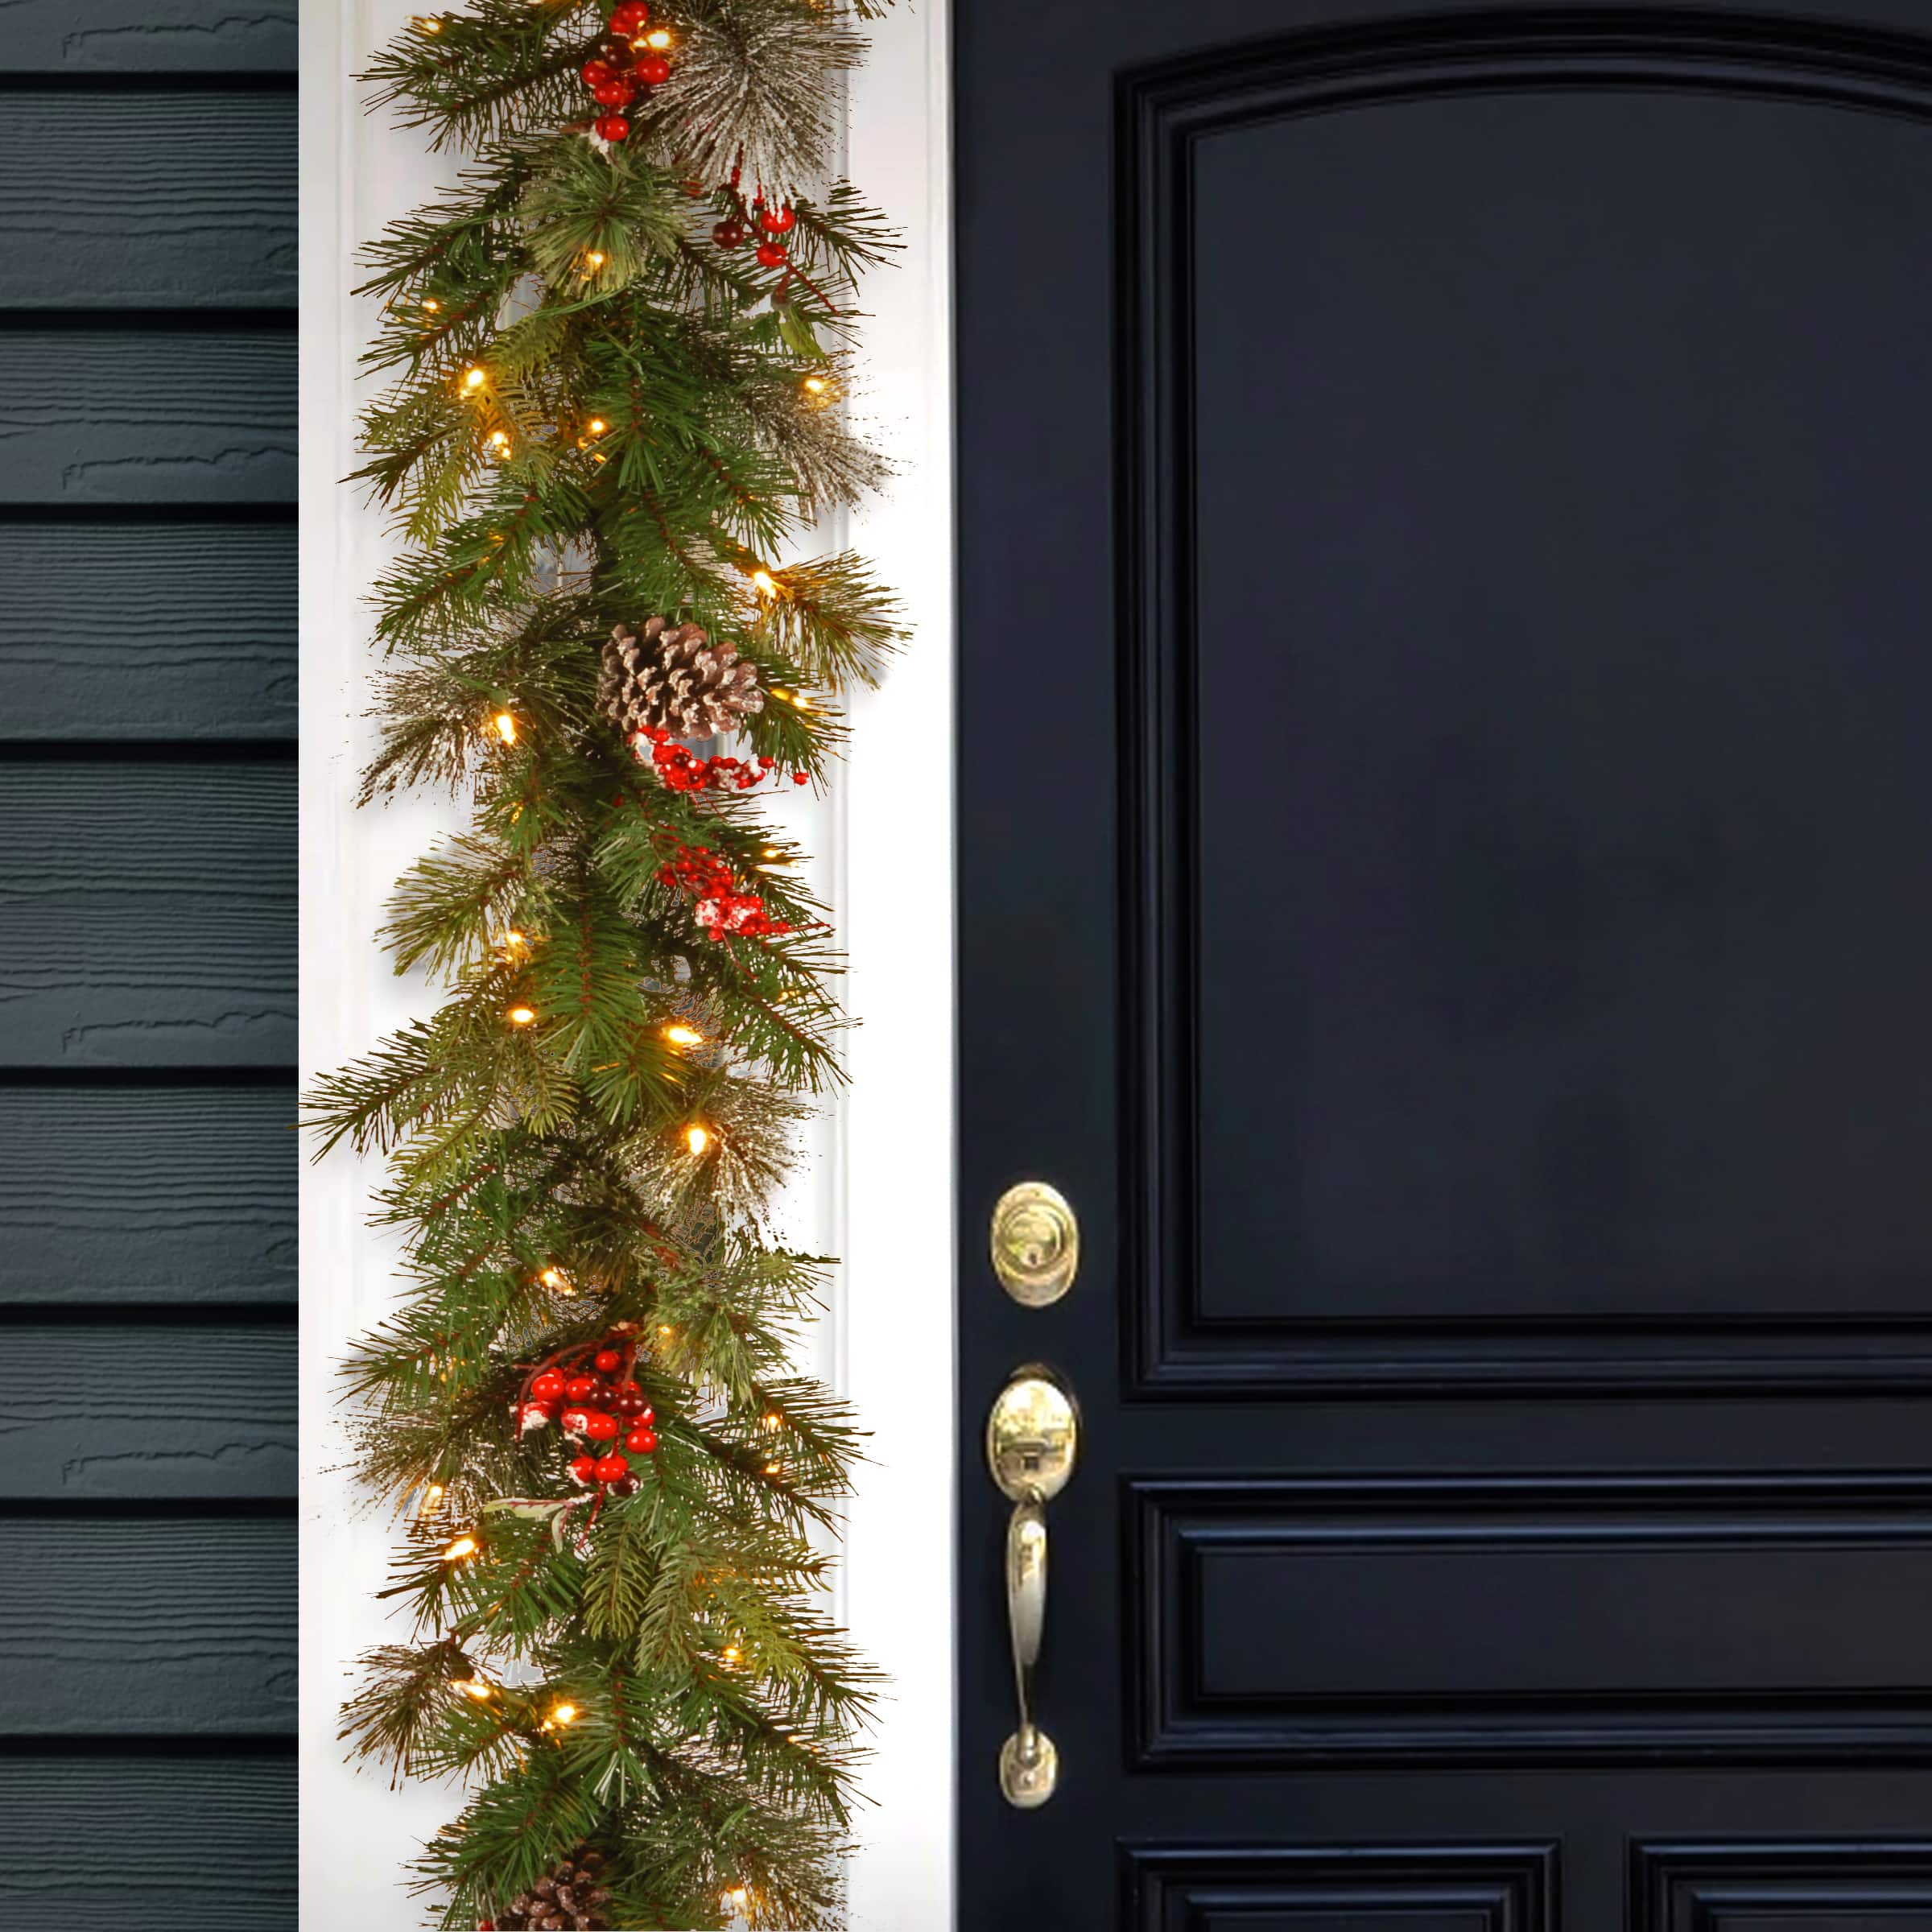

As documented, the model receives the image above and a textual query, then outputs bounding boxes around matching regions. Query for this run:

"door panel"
[957,5,1932,1931]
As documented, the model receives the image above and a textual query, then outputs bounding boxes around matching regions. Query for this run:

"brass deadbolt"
[989,1181,1079,1307]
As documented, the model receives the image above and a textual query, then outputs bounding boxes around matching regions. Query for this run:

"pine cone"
[600,617,765,740]
[492,1847,612,1931]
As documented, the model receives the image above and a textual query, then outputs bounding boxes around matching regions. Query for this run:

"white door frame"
[296,2,956,1922]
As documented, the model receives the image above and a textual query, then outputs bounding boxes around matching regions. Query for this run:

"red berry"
[592,1452,630,1484]
[712,220,746,250]
[569,1454,597,1483]
[792,771,808,785]
[609,0,649,31]
[565,1373,597,1400]
[584,1410,620,1440]
[631,1428,658,1453]
[635,53,670,85]
[597,114,630,142]
[581,58,613,86]
[592,78,634,106]
[594,1348,622,1372]
[616,1392,648,1418]
[560,1407,592,1434]
[530,1368,566,1401]
[756,241,787,268]
[609,1474,638,1497]
[759,204,796,234]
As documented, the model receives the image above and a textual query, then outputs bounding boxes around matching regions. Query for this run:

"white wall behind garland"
[297,2,955,1923]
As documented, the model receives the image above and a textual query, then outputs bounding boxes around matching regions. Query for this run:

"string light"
[803,375,828,394]
[416,1482,446,1517]
[413,14,443,29]
[453,1677,493,1702]
[462,364,486,390]
[493,710,517,743]
[550,1702,578,1726]
[488,429,510,457]
[442,1534,478,1562]
[750,569,778,597]
[586,418,608,436]
[663,1023,704,1047]
[720,1646,741,1666]
[684,1125,711,1155]
[658,1324,674,1338]
[644,27,671,46]
[539,1265,568,1290]
[762,1413,782,1432]
[508,1005,537,1027]
[422,298,440,313]
[585,250,606,270]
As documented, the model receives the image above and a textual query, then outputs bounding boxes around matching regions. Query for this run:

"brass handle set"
[985,1183,1080,1809]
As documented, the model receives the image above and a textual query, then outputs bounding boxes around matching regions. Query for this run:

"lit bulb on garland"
[663,1023,703,1047]
[492,709,516,743]
[442,1534,477,1563]
[507,1005,537,1027]
[684,1124,710,1155]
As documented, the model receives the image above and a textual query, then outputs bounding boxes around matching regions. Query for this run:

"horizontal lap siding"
[0,760,295,1067]
[0,4,295,1922]
[0,522,296,739]
[0,1085,295,1302]
[0,1756,296,1928]
[0,330,296,506]
[0,94,295,307]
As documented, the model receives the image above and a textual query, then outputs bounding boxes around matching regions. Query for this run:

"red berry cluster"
[634,726,803,795]
[712,195,796,267]
[577,2,670,145]
[517,1334,658,1496]
[658,841,793,940]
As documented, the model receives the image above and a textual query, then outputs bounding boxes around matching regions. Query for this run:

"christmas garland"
[308,3,901,1925]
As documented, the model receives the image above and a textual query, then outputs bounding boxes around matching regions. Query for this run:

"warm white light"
[463,365,485,390]
[443,1534,477,1562]
[684,1125,710,1155]
[750,569,778,597]
[663,1023,704,1047]
[493,710,517,742]
[508,1005,537,1027]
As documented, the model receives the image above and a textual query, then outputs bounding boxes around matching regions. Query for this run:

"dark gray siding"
[0,5,295,1922]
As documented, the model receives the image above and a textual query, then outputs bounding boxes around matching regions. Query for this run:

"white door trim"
[297,0,956,1922]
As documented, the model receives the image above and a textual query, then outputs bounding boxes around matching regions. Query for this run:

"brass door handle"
[986,1366,1078,1808]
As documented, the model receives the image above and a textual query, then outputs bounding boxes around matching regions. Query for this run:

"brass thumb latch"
[985,1364,1078,1808]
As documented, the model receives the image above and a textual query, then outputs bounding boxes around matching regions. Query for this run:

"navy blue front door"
[957,6,1932,1927]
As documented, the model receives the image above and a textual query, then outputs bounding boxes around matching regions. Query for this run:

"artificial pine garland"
[308,2,902,1924]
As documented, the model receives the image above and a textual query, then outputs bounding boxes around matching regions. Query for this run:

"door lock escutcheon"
[985,1364,1078,1807]
[989,1182,1079,1307]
